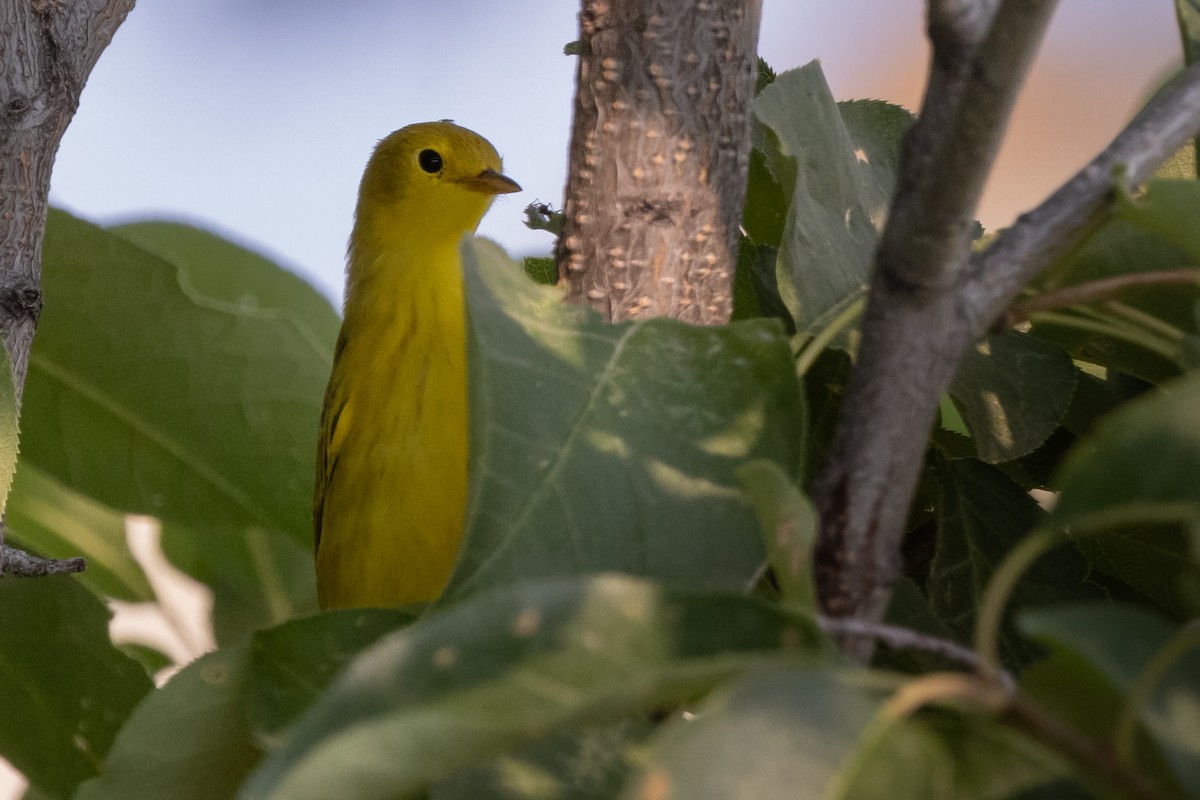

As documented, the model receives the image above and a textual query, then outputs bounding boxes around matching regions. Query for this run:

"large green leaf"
[248,608,415,747]
[447,239,803,600]
[753,62,911,336]
[29,209,336,540]
[1049,371,1200,617]
[949,332,1078,464]
[1021,604,1200,797]
[76,644,261,800]
[0,576,151,800]
[431,718,654,799]
[240,575,825,800]
[927,456,1097,667]
[159,519,317,646]
[621,667,882,799]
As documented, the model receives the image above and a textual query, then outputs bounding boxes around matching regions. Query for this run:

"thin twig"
[1003,693,1170,800]
[0,544,86,577]
[1007,269,1200,321]
[817,615,1016,690]
[964,60,1200,325]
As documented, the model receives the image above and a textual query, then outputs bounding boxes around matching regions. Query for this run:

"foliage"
[1,29,1199,800]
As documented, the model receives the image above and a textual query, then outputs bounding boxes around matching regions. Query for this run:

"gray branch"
[0,543,86,578]
[813,3,1200,646]
[0,0,136,567]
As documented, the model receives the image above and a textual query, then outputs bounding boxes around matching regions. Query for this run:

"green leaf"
[738,460,817,609]
[0,576,152,800]
[622,667,884,800]
[927,456,1097,667]
[29,209,335,540]
[3,464,152,602]
[77,644,261,800]
[1021,604,1200,796]
[248,608,415,748]
[522,255,558,286]
[837,711,1076,800]
[160,521,317,645]
[753,62,911,336]
[432,718,654,799]
[448,239,804,600]
[1052,371,1200,525]
[240,575,825,800]
[1116,179,1200,263]
[1050,371,1200,617]
[1032,216,1198,380]
[949,332,1078,464]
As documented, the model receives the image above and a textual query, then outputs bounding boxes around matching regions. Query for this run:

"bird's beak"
[459,168,521,195]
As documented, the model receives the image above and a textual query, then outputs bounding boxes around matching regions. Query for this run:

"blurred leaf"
[432,717,654,800]
[111,220,339,346]
[0,576,151,800]
[1032,216,1198,380]
[249,608,414,748]
[753,62,911,336]
[160,521,316,646]
[1116,180,1200,262]
[77,644,260,800]
[240,575,825,800]
[3,464,152,602]
[448,240,803,600]
[622,667,885,800]
[29,210,334,541]
[738,460,817,609]
[838,711,1076,800]
[927,456,1097,668]
[1052,371,1200,527]
[949,332,1078,464]
[1021,605,1200,796]
[1050,371,1200,619]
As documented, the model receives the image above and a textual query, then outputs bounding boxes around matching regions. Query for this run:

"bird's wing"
[313,331,351,554]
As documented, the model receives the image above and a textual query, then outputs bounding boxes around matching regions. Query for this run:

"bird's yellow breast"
[315,240,467,607]
[313,120,518,609]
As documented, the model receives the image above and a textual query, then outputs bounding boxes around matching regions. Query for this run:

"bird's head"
[355,121,521,245]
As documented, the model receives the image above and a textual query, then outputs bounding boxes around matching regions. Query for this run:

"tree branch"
[963,60,1200,325]
[557,0,761,323]
[814,1,1060,634]
[1,0,136,392]
[0,542,86,578]
[813,10,1200,651]
[0,0,136,568]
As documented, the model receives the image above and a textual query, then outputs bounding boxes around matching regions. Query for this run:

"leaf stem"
[794,296,865,376]
[1010,268,1200,320]
[1027,310,1180,362]
[973,527,1059,676]
[1114,619,1200,766]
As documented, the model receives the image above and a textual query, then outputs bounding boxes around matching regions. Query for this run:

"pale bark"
[558,0,761,324]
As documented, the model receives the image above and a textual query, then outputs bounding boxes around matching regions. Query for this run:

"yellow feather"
[314,121,520,608]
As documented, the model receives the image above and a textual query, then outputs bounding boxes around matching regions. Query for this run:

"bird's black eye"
[418,149,443,173]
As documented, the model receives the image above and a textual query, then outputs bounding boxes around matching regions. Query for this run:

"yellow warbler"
[314,121,520,608]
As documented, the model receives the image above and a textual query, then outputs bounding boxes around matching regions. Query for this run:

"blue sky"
[49,2,1177,306]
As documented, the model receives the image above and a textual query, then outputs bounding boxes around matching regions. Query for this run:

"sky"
[49,1,1181,307]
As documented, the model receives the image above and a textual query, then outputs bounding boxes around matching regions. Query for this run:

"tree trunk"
[557,0,761,324]
[0,0,136,571]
